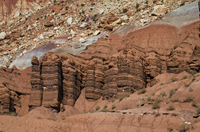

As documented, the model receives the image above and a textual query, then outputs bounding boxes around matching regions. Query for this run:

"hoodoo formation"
[27,20,200,111]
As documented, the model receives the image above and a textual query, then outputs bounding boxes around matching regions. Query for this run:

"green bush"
[37,117,43,119]
[180,125,189,132]
[112,104,116,109]
[169,89,176,98]
[147,96,152,101]
[136,3,140,9]
[170,97,179,102]
[160,83,164,85]
[183,96,194,103]
[138,88,146,94]
[96,106,100,111]
[152,103,160,109]
[167,105,175,111]
[104,105,108,109]
[161,91,166,96]
[180,3,185,6]
[171,78,178,82]
[168,127,173,131]
[156,98,163,103]
[123,8,128,13]
[101,109,109,112]
[192,102,197,107]
[197,106,200,114]
[81,3,85,7]
[182,75,188,79]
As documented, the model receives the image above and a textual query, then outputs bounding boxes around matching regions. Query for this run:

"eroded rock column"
[29,56,42,110]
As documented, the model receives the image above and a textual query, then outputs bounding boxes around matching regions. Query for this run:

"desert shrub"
[61,115,65,120]
[81,3,85,7]
[171,78,178,82]
[124,106,128,110]
[168,127,173,131]
[104,105,108,109]
[189,88,193,92]
[184,84,189,87]
[156,98,163,103]
[161,91,166,96]
[145,1,148,4]
[138,88,146,94]
[119,94,130,101]
[169,89,176,98]
[136,103,140,107]
[36,18,39,20]
[82,111,88,114]
[112,104,116,109]
[167,105,175,111]
[136,3,140,9]
[170,97,179,102]
[152,103,160,109]
[37,117,43,119]
[101,109,109,112]
[192,102,197,107]
[180,3,185,6]
[182,75,188,79]
[9,112,17,116]
[96,106,100,111]
[183,96,194,103]
[65,7,68,10]
[197,106,200,114]
[160,83,164,85]
[90,110,95,113]
[180,125,189,132]
[147,96,152,101]
[53,0,56,3]
[123,8,128,13]
[47,118,56,121]
[111,98,116,102]
[191,71,197,76]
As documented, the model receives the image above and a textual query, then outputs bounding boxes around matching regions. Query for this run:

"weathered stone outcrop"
[0,83,10,114]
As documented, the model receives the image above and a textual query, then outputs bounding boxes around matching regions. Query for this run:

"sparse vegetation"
[189,88,193,92]
[170,97,179,102]
[160,83,164,85]
[169,89,176,98]
[82,111,88,114]
[112,104,116,109]
[171,78,178,82]
[36,18,39,21]
[19,18,22,21]
[136,103,140,107]
[119,94,130,101]
[104,105,108,109]
[47,117,56,121]
[96,106,100,111]
[6,42,10,45]
[65,7,68,10]
[152,102,160,109]
[145,1,148,4]
[161,91,166,97]
[180,125,189,132]
[147,96,152,101]
[156,98,163,103]
[191,71,197,76]
[124,106,128,110]
[61,115,65,120]
[81,3,85,7]
[197,106,200,114]
[168,127,173,131]
[90,110,95,113]
[9,112,17,116]
[192,102,197,107]
[180,3,185,6]
[123,8,128,13]
[37,117,43,119]
[138,88,146,94]
[182,75,188,79]
[53,0,56,3]
[101,109,109,112]
[184,84,189,87]
[167,105,175,111]
[136,3,140,9]
[111,98,116,102]
[183,96,194,103]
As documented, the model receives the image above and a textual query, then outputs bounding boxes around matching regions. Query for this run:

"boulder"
[0,32,6,40]
[152,5,167,16]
